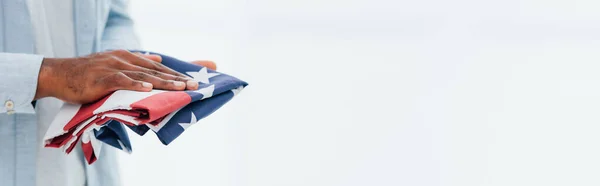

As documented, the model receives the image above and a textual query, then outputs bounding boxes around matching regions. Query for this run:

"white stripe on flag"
[102,113,141,125]
[72,116,98,137]
[93,89,165,114]
[61,116,96,153]
[86,129,103,158]
[43,103,81,142]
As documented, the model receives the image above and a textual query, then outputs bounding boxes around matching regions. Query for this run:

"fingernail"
[173,81,185,87]
[186,81,199,90]
[142,82,152,88]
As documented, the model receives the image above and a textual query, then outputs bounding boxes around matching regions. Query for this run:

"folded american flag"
[43,51,248,164]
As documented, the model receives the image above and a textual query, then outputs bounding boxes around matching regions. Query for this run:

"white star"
[186,67,220,84]
[179,112,198,130]
[231,86,244,96]
[195,84,215,99]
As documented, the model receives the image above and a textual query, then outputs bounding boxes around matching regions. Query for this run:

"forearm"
[34,58,61,100]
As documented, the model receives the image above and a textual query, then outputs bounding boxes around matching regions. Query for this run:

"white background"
[120,0,600,185]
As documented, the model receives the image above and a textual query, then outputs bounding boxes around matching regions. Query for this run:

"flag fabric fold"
[43,51,248,164]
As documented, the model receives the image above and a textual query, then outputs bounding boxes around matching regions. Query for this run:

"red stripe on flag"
[129,91,191,123]
[63,93,112,131]
[61,117,110,154]
[107,109,145,117]
[81,141,97,164]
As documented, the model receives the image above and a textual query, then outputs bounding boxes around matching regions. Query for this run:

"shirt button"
[5,100,14,115]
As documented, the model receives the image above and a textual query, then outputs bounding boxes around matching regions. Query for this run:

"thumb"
[191,60,217,70]
[134,52,163,63]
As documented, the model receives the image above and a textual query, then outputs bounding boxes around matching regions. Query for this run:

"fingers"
[133,56,188,77]
[113,50,189,78]
[105,73,153,92]
[102,50,214,91]
[190,60,217,70]
[122,71,189,91]
[106,72,190,92]
[136,53,162,63]
[119,61,188,81]
[118,62,199,90]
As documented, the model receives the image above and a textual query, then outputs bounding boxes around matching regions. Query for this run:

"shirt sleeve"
[0,53,44,114]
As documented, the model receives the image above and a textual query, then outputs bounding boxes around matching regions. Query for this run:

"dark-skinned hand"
[34,49,217,104]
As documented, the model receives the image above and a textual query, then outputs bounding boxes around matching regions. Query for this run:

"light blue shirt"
[0,0,140,186]
[28,0,85,185]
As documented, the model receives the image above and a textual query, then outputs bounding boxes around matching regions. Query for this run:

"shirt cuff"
[0,53,44,114]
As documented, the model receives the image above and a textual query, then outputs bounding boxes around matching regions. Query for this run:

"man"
[0,0,216,186]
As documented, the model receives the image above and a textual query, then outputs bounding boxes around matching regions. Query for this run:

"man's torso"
[0,1,119,186]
